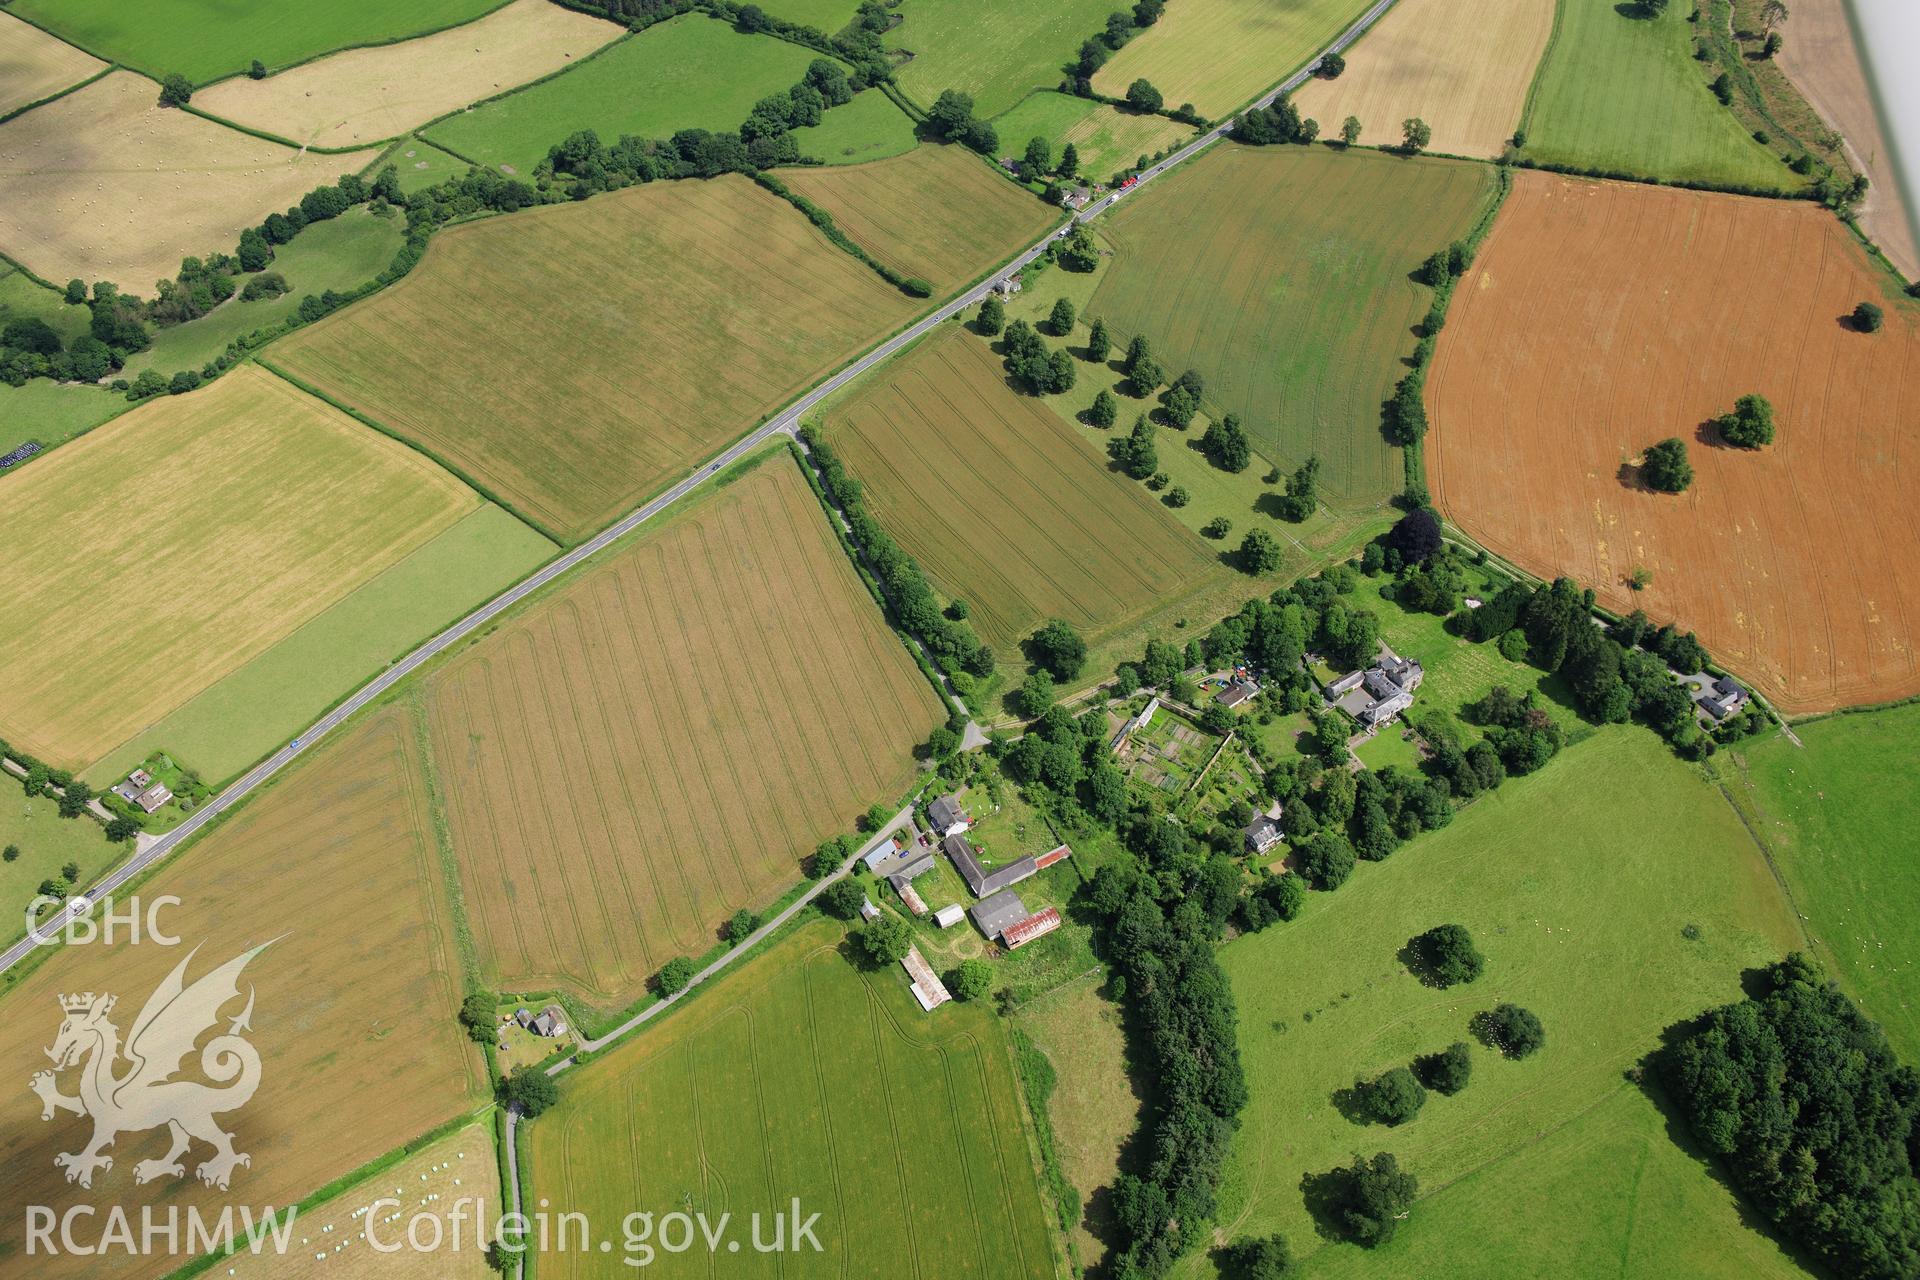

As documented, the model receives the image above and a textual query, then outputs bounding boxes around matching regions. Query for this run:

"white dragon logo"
[29,941,273,1191]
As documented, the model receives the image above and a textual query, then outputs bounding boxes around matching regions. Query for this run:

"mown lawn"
[425,14,817,175]
[1726,702,1920,1063]
[1518,0,1800,192]
[1201,728,1807,1276]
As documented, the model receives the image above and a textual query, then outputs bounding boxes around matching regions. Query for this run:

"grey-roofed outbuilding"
[969,888,1030,939]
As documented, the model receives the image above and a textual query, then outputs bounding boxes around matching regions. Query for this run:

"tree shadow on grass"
[1329,1081,1377,1127]
[1298,1166,1356,1244]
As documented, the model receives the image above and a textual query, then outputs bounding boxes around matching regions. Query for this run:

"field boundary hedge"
[194,0,521,89]
[750,170,932,296]
[0,60,116,126]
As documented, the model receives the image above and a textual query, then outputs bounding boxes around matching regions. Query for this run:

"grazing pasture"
[1091,0,1365,119]
[0,71,361,292]
[0,365,481,770]
[1291,0,1554,157]
[193,0,621,150]
[0,789,120,946]
[1427,173,1920,714]
[0,259,91,341]
[276,175,916,542]
[888,0,1117,119]
[8,0,500,83]
[528,919,1057,1280]
[781,145,1055,289]
[791,87,919,165]
[990,91,1197,185]
[1091,144,1495,508]
[827,327,1231,652]
[0,708,484,1280]
[424,461,943,1011]
[1518,0,1797,192]
[123,206,406,376]
[423,14,815,176]
[85,504,554,789]
[1728,703,1920,1064]
[0,381,125,457]
[1207,729,1805,1276]
[1777,0,1919,277]
[0,10,103,118]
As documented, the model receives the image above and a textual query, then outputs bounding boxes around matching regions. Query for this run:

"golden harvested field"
[1092,0,1366,119]
[0,70,360,292]
[780,144,1056,290]
[1292,0,1554,157]
[829,326,1230,651]
[0,10,104,119]
[0,708,484,1280]
[1428,173,1920,714]
[276,176,918,542]
[1777,0,1919,279]
[425,459,944,1011]
[193,0,623,150]
[0,365,479,770]
[221,1123,496,1279]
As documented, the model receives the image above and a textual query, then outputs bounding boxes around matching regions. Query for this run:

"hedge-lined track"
[780,145,1057,291]
[829,327,1227,650]
[0,365,481,770]
[1090,144,1496,508]
[276,175,918,543]
[1428,172,1920,714]
[424,462,944,1012]
[0,709,484,1280]
[530,922,1057,1279]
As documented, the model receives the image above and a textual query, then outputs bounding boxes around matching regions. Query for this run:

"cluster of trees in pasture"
[0,736,140,845]
[1666,953,1920,1279]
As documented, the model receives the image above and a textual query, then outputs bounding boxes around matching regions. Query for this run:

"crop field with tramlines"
[827,326,1234,654]
[275,174,917,543]
[0,70,361,292]
[1427,172,1920,714]
[780,144,1057,291]
[0,708,484,1280]
[1091,144,1496,509]
[1209,730,1810,1279]
[1091,0,1365,119]
[424,459,944,1013]
[528,919,1058,1280]
[193,0,622,150]
[1291,0,1555,157]
[0,365,484,771]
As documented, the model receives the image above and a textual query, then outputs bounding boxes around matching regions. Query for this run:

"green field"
[1091,0,1367,119]
[1200,729,1807,1275]
[9,0,501,83]
[527,919,1058,1280]
[791,88,920,165]
[0,263,90,343]
[387,135,477,191]
[1518,0,1799,192]
[0,381,127,457]
[757,0,863,32]
[424,14,817,175]
[1091,145,1495,510]
[123,208,405,377]
[0,789,119,944]
[888,0,1117,119]
[84,503,554,788]
[1728,703,1920,1063]
[990,90,1198,186]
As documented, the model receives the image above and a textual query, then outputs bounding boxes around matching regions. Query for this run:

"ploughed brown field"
[423,458,944,1013]
[0,708,482,1279]
[1428,172,1920,714]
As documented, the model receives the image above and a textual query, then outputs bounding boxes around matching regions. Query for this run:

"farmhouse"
[927,793,970,837]
[110,769,154,803]
[1245,813,1284,855]
[899,945,951,1011]
[133,783,173,814]
[1329,646,1425,730]
[515,1005,569,1038]
[1214,678,1259,708]
[1698,675,1750,721]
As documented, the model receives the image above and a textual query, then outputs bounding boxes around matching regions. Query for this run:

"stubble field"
[1426,172,1920,714]
[0,365,483,770]
[828,326,1233,652]
[275,175,917,543]
[1200,730,1809,1278]
[0,708,484,1280]
[528,919,1058,1280]
[0,10,103,118]
[1091,144,1495,509]
[781,145,1055,290]
[0,70,361,292]
[1290,0,1555,157]
[193,0,622,150]
[1091,0,1366,119]
[8,0,500,83]
[424,460,944,1011]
